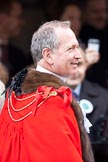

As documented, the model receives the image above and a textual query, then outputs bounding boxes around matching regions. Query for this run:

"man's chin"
[66,79,79,87]
[69,73,78,79]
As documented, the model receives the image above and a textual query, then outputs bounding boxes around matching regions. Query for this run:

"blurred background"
[10,0,87,55]
[1,0,108,88]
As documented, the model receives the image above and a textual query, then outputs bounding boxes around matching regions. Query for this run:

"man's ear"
[42,48,54,64]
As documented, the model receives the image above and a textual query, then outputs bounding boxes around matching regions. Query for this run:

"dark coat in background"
[80,80,108,162]
[0,43,28,81]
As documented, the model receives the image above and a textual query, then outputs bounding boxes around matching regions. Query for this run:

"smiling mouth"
[70,63,78,66]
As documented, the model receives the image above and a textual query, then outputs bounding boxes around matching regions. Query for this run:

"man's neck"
[36,64,66,83]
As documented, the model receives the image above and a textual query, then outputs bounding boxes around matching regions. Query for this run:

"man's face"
[50,27,82,78]
[8,2,25,37]
[66,48,87,88]
[85,0,107,29]
[61,5,81,37]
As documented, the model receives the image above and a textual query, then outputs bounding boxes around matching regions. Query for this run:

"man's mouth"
[70,62,78,66]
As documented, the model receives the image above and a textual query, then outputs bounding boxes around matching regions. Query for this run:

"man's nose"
[74,49,82,59]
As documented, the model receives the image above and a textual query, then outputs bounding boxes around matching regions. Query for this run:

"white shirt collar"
[36,65,66,82]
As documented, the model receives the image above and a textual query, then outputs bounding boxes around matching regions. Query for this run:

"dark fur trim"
[21,68,66,93]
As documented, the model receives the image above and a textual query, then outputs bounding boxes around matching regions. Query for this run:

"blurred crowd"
[0,0,108,162]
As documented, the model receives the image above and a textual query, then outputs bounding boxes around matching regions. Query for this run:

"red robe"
[0,86,83,162]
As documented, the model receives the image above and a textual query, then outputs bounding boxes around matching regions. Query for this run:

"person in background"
[0,62,9,86]
[59,1,100,72]
[0,0,28,82]
[0,62,9,111]
[0,80,5,111]
[59,1,81,40]
[0,20,94,162]
[66,46,108,162]
[79,0,108,87]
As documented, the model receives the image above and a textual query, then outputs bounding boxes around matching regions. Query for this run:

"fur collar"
[21,68,66,94]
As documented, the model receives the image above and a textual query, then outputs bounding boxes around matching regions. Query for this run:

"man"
[0,0,28,82]
[0,20,94,162]
[66,47,108,162]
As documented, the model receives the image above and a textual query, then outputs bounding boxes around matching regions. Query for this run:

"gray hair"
[30,20,71,62]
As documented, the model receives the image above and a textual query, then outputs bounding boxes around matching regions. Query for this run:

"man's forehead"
[55,27,76,38]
